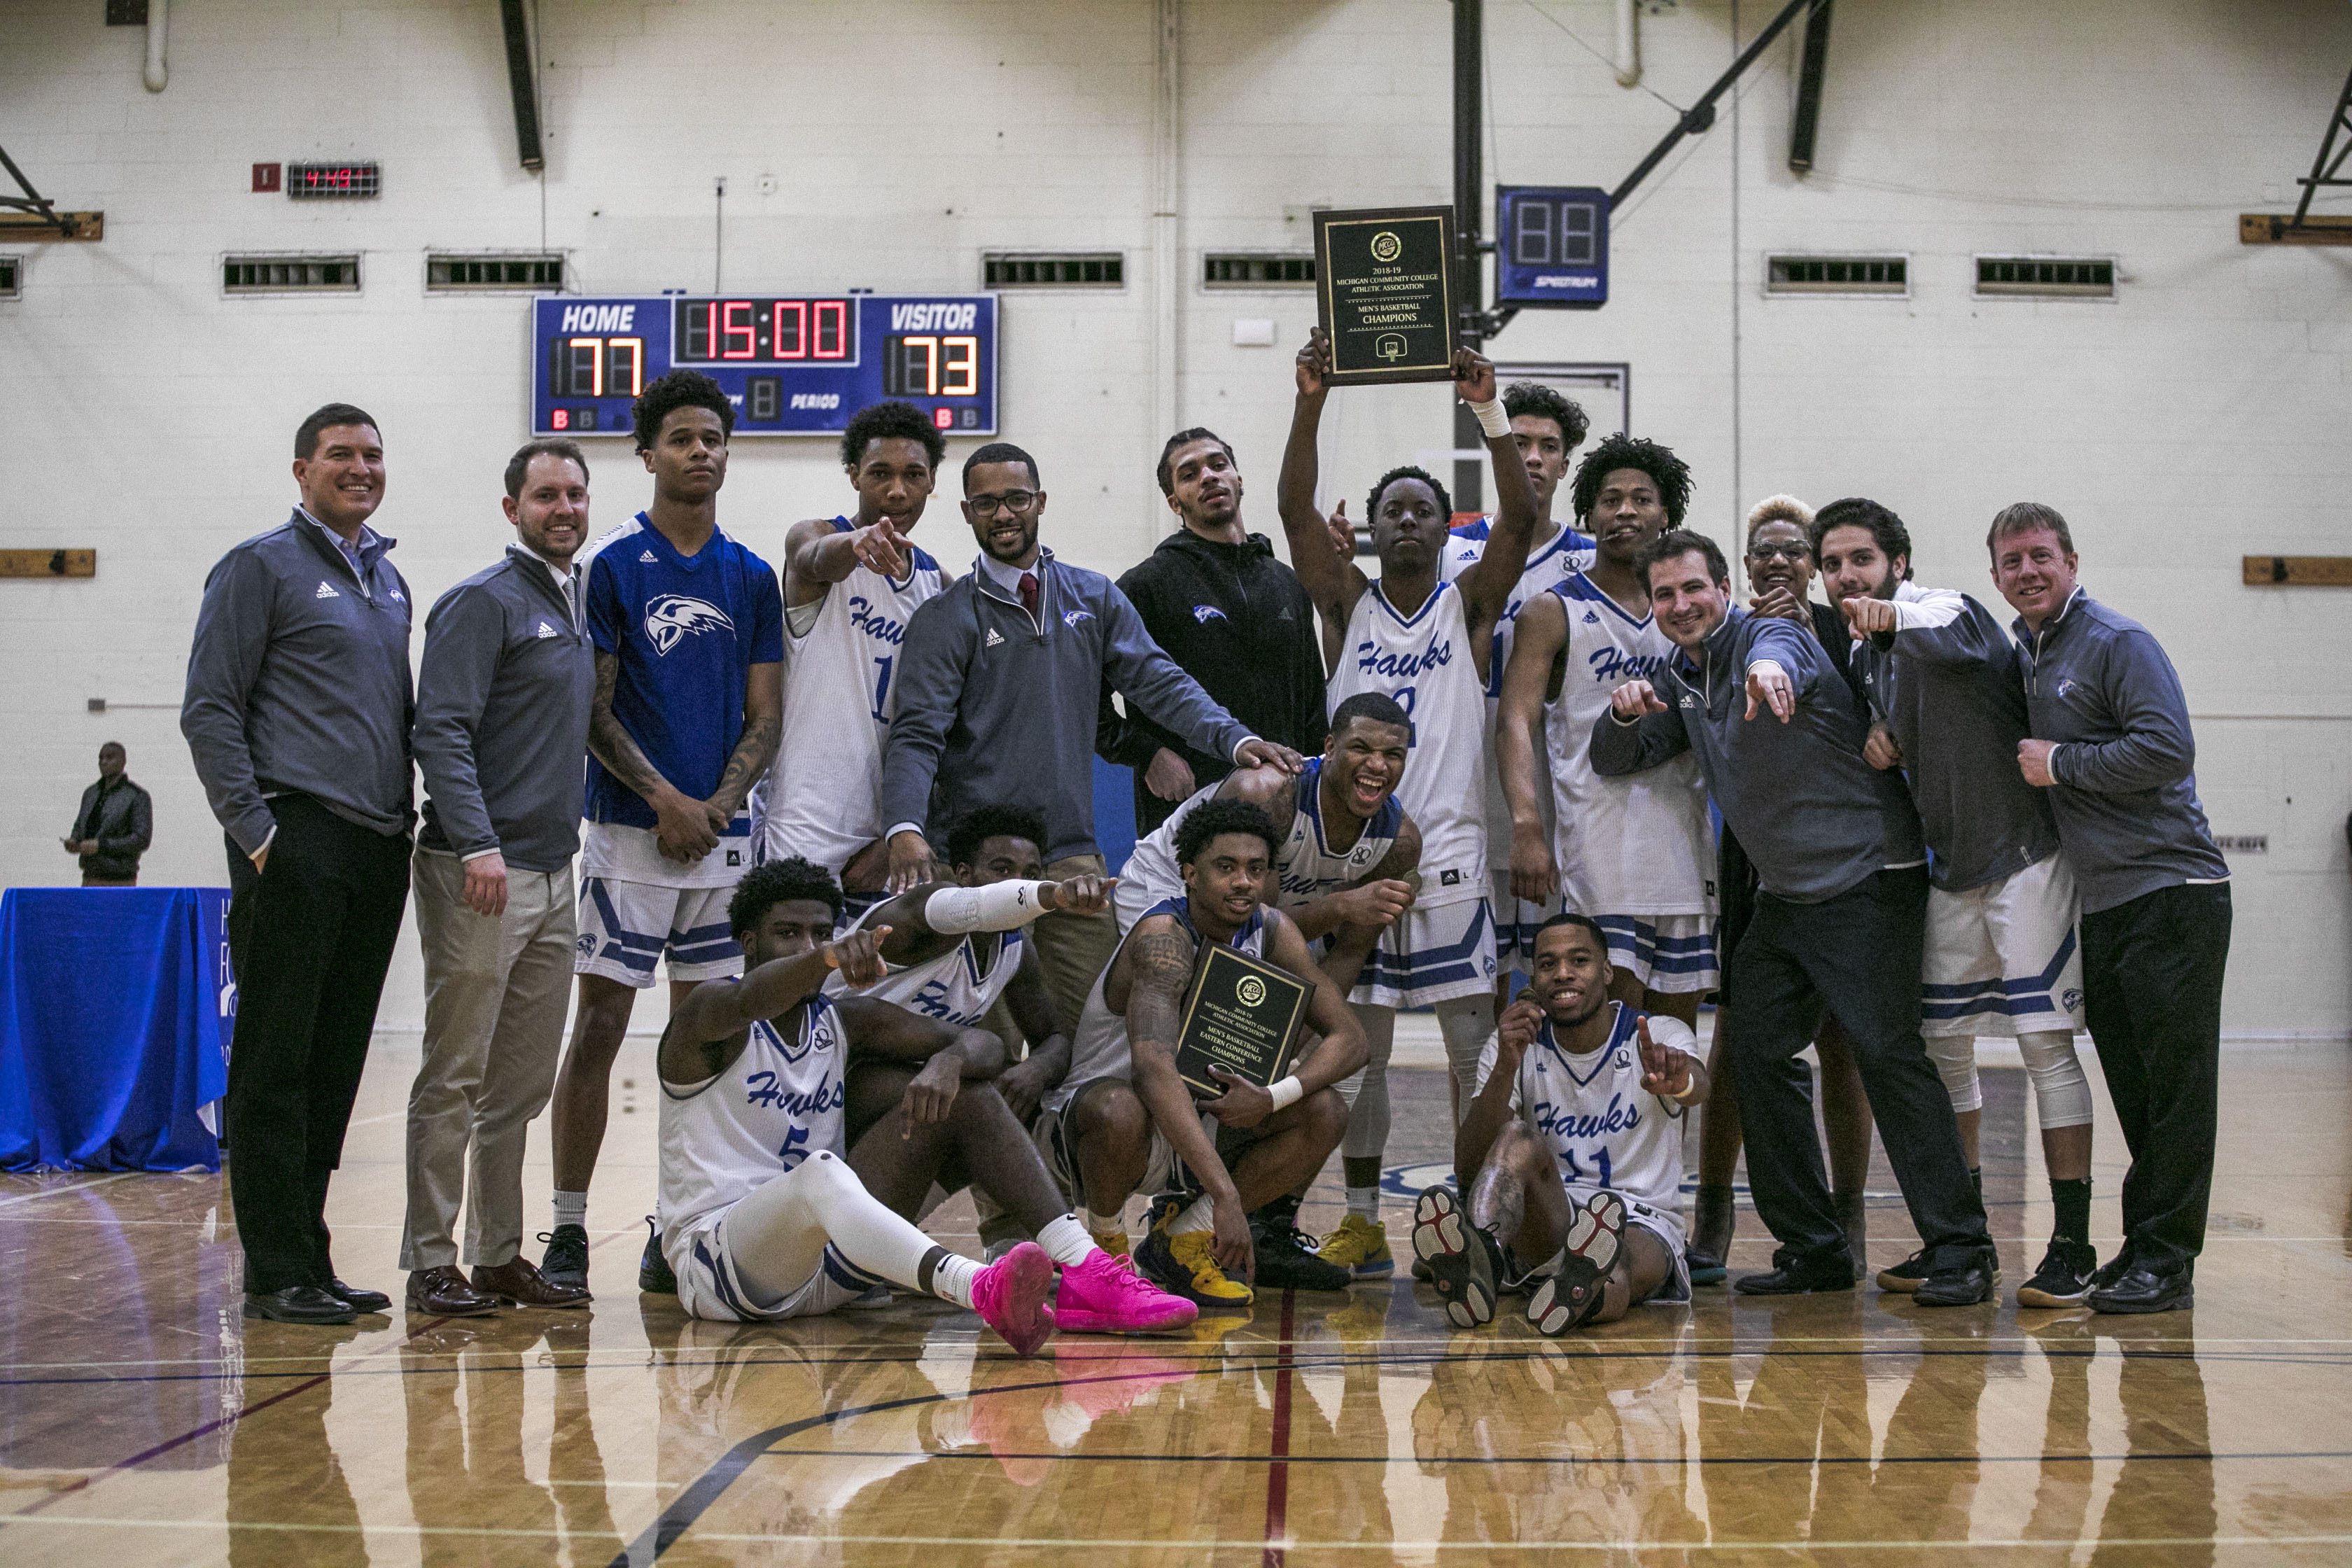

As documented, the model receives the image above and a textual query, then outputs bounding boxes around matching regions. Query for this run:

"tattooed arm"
[588,649,722,863]
[708,660,783,828]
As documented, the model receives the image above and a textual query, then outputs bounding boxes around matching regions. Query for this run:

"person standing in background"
[63,742,152,886]
[1098,428,1329,834]
[182,402,414,1326]
[540,370,785,1292]
[400,440,599,1318]
[1995,501,2231,1315]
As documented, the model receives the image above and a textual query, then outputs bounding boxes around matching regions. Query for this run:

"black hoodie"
[1096,528,1329,832]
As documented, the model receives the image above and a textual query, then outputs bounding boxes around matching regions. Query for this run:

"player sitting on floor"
[836,807,1196,1334]
[1413,912,1710,1336]
[1039,799,1368,1310]
[654,858,1138,1350]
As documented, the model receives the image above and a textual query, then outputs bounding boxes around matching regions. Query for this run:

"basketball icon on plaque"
[1312,205,1461,386]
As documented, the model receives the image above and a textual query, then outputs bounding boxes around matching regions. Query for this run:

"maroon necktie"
[1018,570,1039,621]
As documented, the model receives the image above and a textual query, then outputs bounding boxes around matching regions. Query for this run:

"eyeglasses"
[1746,541,1812,561]
[968,490,1039,517]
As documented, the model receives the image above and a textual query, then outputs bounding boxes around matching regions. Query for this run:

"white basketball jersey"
[761,520,949,876]
[1049,897,1269,1112]
[1326,580,1485,904]
[1111,757,1406,932]
[1545,574,1715,918]
[657,997,849,1241]
[1474,1002,1695,1214]
[832,904,1024,1030]
[1437,517,1599,701]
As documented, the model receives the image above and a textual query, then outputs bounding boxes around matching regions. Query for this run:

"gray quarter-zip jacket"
[881,547,1251,863]
[414,545,596,873]
[1847,583,2061,892]
[2011,587,2226,913]
[182,509,415,852]
[1590,606,1923,904]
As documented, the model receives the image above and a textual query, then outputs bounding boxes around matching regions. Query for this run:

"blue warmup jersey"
[583,514,785,831]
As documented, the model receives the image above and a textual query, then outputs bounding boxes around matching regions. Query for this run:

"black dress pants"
[224,795,410,1293]
[1726,866,1991,1272]
[2080,881,2231,1276]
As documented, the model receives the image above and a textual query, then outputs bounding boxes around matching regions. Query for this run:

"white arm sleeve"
[923,880,1054,934]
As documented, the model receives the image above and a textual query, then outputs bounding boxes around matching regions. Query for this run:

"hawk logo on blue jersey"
[1192,604,1228,624]
[1062,608,1095,629]
[644,594,735,654]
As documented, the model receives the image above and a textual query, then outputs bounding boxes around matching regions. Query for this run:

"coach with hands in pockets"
[183,402,415,1326]
[399,440,599,1317]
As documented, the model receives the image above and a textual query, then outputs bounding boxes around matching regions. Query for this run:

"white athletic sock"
[1036,1214,1099,1268]
[1079,1206,1124,1237]
[552,1189,587,1231]
[1168,1196,1216,1236]
[1347,1186,1380,1223]
[930,1252,982,1308]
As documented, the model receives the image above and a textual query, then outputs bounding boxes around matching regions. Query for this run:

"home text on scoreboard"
[532,293,999,438]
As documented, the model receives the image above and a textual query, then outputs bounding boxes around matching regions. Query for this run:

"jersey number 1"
[869,655,894,723]
[1559,1146,1614,1188]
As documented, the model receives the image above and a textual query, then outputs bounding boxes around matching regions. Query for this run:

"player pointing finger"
[1743,660,1795,723]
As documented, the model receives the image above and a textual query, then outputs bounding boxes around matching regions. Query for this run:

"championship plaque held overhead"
[1312,205,1460,385]
[1173,945,1312,1098]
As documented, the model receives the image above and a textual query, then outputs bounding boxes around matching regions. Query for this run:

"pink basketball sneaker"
[972,1241,1056,1357]
[1053,1248,1200,1335]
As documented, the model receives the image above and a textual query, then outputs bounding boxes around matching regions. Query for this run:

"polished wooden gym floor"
[2,1038,2346,1565]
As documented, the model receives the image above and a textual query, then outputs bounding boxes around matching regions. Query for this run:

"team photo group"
[183,321,2232,1350]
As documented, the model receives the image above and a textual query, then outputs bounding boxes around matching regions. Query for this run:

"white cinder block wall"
[3,0,2345,1037]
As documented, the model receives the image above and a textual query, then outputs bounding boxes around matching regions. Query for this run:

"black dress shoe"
[2090,1265,2193,1315]
[326,1278,391,1314]
[1914,1253,1997,1307]
[244,1284,358,1324]
[1734,1247,1856,1295]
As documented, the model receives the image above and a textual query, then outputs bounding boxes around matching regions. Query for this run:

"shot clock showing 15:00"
[531,293,998,438]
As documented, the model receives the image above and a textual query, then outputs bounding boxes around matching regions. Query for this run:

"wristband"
[1469,397,1511,440]
[1267,1075,1305,1113]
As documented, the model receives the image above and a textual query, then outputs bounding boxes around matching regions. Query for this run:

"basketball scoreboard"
[532,293,998,438]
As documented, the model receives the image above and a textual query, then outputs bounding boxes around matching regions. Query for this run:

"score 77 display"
[533,294,998,438]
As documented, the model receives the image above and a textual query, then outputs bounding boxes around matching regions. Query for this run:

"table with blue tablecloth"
[0,887,234,1172]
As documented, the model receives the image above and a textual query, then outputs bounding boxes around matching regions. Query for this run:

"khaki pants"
[400,850,575,1270]
[1027,852,1121,1040]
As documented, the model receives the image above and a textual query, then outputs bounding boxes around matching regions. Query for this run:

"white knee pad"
[1435,995,1496,1115]
[1924,1032,1983,1114]
[2017,1029,2094,1129]
[1338,1003,1395,1159]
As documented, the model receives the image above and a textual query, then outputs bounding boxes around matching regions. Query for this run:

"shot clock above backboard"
[531,293,998,438]
[1494,186,1609,309]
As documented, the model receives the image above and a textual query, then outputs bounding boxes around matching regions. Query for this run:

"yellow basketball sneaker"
[1137,1222,1254,1312]
[1091,1229,1131,1258]
[1315,1212,1396,1278]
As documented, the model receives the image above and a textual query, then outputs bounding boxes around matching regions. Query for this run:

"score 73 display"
[533,293,997,438]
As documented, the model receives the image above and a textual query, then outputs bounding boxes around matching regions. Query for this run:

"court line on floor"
[8,1226,648,1511]
[1261,1290,1295,1568]
[760,1446,2352,1468]
[9,1335,2347,1390]
[0,1173,144,1210]
[8,1518,2349,1554]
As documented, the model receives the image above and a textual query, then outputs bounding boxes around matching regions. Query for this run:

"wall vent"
[983,252,1124,288]
[0,256,19,300]
[1203,252,1315,289]
[223,254,361,294]
[1974,255,2115,299]
[1765,254,1907,296]
[428,253,565,293]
